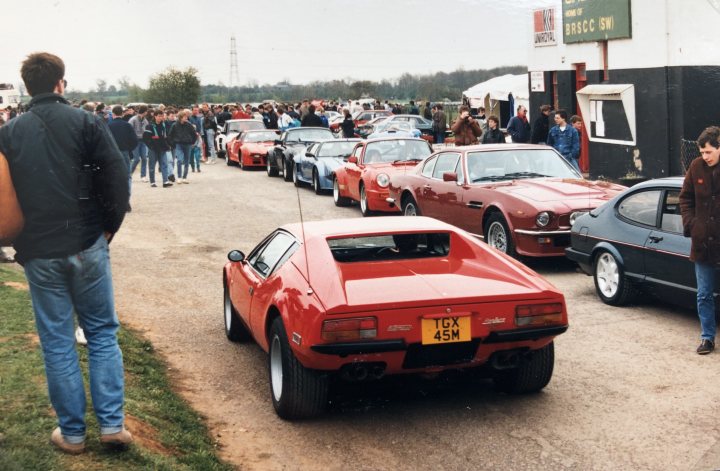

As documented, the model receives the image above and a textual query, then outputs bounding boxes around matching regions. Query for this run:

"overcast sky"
[1,0,555,92]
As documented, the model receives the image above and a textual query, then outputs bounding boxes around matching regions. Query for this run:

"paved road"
[110,160,720,471]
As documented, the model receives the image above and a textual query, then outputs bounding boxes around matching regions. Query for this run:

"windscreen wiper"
[472,175,507,182]
[503,172,549,179]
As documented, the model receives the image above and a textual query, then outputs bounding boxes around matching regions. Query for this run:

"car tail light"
[322,317,377,341]
[515,303,564,327]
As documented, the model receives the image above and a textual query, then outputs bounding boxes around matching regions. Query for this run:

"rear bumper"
[565,247,593,275]
[310,325,567,357]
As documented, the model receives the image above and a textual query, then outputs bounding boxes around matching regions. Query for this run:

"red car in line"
[329,109,392,134]
[223,216,568,419]
[226,130,280,169]
[333,137,433,216]
[387,144,626,257]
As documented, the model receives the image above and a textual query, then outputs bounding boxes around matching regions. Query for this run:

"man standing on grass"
[0,52,132,453]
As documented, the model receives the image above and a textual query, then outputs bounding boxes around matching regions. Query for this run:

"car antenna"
[294,181,313,295]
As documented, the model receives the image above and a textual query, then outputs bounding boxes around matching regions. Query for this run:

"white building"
[528,0,720,179]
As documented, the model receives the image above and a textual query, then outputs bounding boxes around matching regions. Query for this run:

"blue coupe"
[292,139,361,194]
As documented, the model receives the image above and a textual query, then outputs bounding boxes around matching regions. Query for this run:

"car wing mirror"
[443,172,458,182]
[348,156,358,164]
[305,152,314,158]
[274,139,283,146]
[227,250,245,262]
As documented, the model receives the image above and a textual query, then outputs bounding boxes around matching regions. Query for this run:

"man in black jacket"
[108,105,137,210]
[301,104,323,127]
[0,52,132,453]
[143,110,173,187]
[531,104,551,144]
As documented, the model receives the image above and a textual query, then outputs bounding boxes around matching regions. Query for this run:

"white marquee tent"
[462,74,530,119]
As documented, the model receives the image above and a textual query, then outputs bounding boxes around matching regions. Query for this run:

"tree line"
[63,65,525,105]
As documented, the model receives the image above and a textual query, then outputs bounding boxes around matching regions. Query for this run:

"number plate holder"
[421,314,471,345]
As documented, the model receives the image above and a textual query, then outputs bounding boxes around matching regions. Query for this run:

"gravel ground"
[104,160,720,471]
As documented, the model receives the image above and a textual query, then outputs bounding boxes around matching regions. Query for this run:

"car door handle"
[466,201,484,209]
[423,184,431,189]
[249,287,254,295]
[648,235,663,243]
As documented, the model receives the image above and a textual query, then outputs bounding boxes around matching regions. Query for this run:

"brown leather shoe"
[50,427,85,455]
[100,427,133,447]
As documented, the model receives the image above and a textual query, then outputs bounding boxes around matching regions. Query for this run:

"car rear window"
[328,233,450,262]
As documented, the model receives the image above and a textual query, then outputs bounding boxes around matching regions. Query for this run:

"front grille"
[402,340,481,369]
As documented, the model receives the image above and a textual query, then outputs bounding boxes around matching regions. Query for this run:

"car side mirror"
[348,156,358,164]
[274,139,283,146]
[305,152,314,158]
[227,250,245,262]
[443,172,458,182]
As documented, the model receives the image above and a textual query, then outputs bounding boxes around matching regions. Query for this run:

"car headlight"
[376,173,390,187]
[536,211,551,227]
[569,211,587,226]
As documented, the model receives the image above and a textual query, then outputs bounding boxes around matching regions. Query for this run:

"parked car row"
[220,128,709,420]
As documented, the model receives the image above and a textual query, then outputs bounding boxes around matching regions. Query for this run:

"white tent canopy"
[462,74,529,114]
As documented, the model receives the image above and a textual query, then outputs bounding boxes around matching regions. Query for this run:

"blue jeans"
[24,235,125,443]
[567,156,581,173]
[695,262,717,341]
[192,144,202,170]
[131,141,148,177]
[120,150,132,197]
[205,129,216,159]
[176,144,192,178]
[435,131,445,144]
[148,149,169,184]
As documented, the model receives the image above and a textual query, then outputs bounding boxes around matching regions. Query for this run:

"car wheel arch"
[265,306,282,347]
[482,206,506,232]
[591,242,625,271]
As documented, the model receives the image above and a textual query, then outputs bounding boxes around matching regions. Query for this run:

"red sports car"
[333,137,433,216]
[227,130,280,169]
[223,216,568,419]
[329,109,392,134]
[387,144,626,257]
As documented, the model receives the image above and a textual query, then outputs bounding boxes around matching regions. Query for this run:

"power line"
[229,36,240,87]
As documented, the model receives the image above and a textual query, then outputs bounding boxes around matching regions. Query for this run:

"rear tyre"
[223,276,251,342]
[312,169,322,194]
[359,183,373,217]
[282,159,293,182]
[593,250,635,305]
[493,342,554,394]
[239,156,245,170]
[333,177,352,207]
[226,154,234,166]
[484,212,516,257]
[266,154,279,177]
[401,195,421,216]
[269,317,328,419]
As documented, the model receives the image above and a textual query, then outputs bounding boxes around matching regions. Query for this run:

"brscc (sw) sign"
[563,0,632,44]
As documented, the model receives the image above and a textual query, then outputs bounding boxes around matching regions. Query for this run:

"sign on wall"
[563,0,632,44]
[533,8,557,47]
[530,71,545,92]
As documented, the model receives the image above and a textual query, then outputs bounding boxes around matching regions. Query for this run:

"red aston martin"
[387,144,626,257]
[223,216,568,419]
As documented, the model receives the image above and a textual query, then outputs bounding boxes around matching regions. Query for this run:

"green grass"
[0,266,235,470]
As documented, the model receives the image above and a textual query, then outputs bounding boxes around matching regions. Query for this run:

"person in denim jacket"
[547,110,580,172]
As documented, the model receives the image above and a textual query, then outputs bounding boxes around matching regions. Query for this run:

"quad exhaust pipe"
[341,363,386,382]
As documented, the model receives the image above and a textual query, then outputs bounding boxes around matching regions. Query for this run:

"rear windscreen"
[328,233,450,262]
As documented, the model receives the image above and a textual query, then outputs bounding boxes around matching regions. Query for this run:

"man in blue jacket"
[547,110,580,172]
[0,52,132,453]
[506,105,531,143]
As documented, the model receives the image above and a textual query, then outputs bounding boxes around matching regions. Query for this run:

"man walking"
[128,105,149,182]
[144,110,173,186]
[680,126,720,354]
[547,110,580,172]
[108,105,137,210]
[0,52,132,453]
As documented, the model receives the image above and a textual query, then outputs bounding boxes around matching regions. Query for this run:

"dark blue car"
[566,177,714,307]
